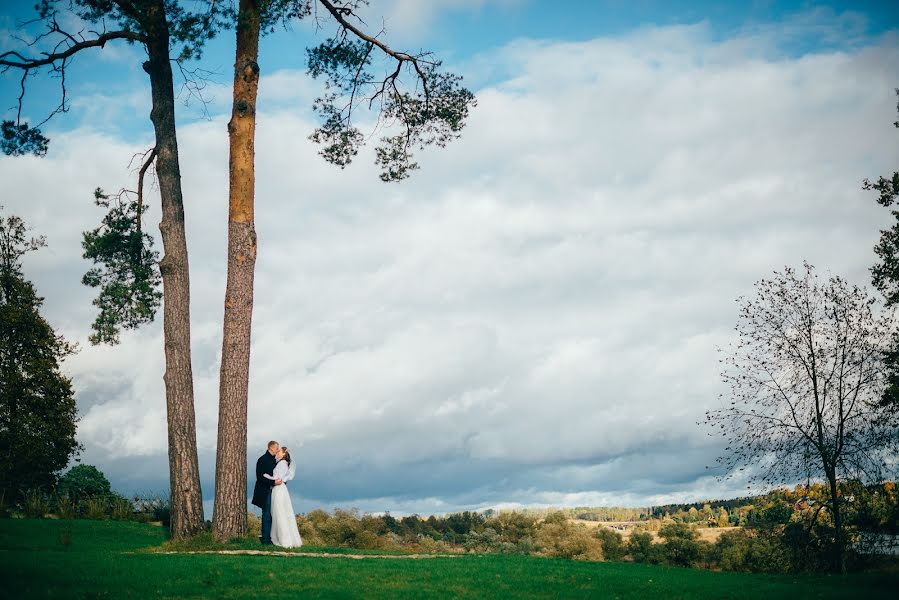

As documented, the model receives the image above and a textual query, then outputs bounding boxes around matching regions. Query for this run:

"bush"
[595,527,627,561]
[54,493,76,520]
[781,521,835,572]
[535,512,604,561]
[713,526,790,573]
[59,465,111,499]
[247,512,261,539]
[82,496,108,520]
[295,514,325,546]
[627,531,663,563]
[23,489,49,518]
[109,494,134,521]
[658,522,707,567]
[714,528,751,571]
[486,512,539,544]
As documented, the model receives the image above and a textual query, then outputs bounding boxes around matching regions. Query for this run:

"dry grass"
[568,519,740,543]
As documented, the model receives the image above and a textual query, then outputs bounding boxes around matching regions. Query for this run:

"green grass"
[152,532,419,555]
[1,519,897,599]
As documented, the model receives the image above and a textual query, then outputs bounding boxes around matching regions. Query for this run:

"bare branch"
[0,30,145,70]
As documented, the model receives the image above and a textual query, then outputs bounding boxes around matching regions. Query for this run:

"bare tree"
[211,0,476,540]
[0,0,229,539]
[706,263,899,572]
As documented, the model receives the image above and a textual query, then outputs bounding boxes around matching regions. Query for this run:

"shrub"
[24,489,49,518]
[317,508,364,547]
[658,522,707,567]
[535,512,604,561]
[247,512,261,539]
[54,493,76,520]
[714,528,751,571]
[595,527,627,561]
[83,496,108,520]
[486,512,538,544]
[627,531,663,563]
[109,494,134,521]
[295,514,325,546]
[59,465,111,499]
[781,521,834,572]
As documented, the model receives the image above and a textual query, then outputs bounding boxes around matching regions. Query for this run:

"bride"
[264,446,303,548]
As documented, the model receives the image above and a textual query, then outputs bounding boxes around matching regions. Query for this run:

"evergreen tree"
[0,209,80,505]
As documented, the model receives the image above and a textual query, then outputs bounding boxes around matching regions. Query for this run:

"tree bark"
[826,467,846,574]
[212,0,261,540]
[143,1,204,540]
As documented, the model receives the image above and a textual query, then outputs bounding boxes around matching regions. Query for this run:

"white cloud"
[2,18,898,513]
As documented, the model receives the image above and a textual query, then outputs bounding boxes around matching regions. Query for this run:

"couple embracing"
[251,440,303,547]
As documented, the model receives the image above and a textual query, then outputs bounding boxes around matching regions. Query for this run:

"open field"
[1,519,897,599]
[570,520,740,543]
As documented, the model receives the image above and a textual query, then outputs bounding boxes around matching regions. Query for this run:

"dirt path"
[150,550,461,560]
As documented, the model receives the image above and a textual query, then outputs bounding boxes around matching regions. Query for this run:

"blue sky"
[1,1,898,516]
[3,0,898,138]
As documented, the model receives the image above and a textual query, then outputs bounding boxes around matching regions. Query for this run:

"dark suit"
[252,451,277,544]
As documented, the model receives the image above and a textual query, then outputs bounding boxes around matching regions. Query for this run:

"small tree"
[59,465,111,499]
[706,263,899,572]
[0,210,80,505]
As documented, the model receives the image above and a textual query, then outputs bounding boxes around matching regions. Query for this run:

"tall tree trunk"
[826,468,846,574]
[143,1,204,540]
[212,0,261,540]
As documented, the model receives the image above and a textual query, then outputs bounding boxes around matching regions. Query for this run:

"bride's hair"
[280,447,291,466]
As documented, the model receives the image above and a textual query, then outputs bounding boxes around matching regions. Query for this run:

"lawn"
[1,519,896,599]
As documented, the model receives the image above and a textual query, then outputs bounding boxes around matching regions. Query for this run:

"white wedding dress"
[264,459,303,548]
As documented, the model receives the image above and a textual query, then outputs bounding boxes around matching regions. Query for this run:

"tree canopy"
[0,209,80,502]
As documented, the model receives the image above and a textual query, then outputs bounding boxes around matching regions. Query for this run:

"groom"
[252,440,282,545]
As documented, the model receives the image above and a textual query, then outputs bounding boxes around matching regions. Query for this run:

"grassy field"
[1,519,897,599]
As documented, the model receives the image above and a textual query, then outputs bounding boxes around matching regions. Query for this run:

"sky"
[1,0,898,517]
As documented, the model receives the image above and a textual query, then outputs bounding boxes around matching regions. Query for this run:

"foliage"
[868,89,899,306]
[81,189,162,345]
[713,528,789,574]
[23,489,50,519]
[0,210,80,501]
[658,522,709,567]
[595,527,627,560]
[533,512,604,560]
[866,89,899,406]
[110,494,135,521]
[83,496,109,520]
[54,493,76,520]
[0,121,49,157]
[58,465,111,499]
[303,2,476,181]
[626,530,663,564]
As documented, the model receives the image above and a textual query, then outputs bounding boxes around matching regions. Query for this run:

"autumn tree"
[0,210,80,505]
[867,89,899,405]
[0,0,230,538]
[211,0,476,539]
[706,263,899,572]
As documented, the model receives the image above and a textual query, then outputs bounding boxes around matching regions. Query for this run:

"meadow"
[1,519,897,599]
